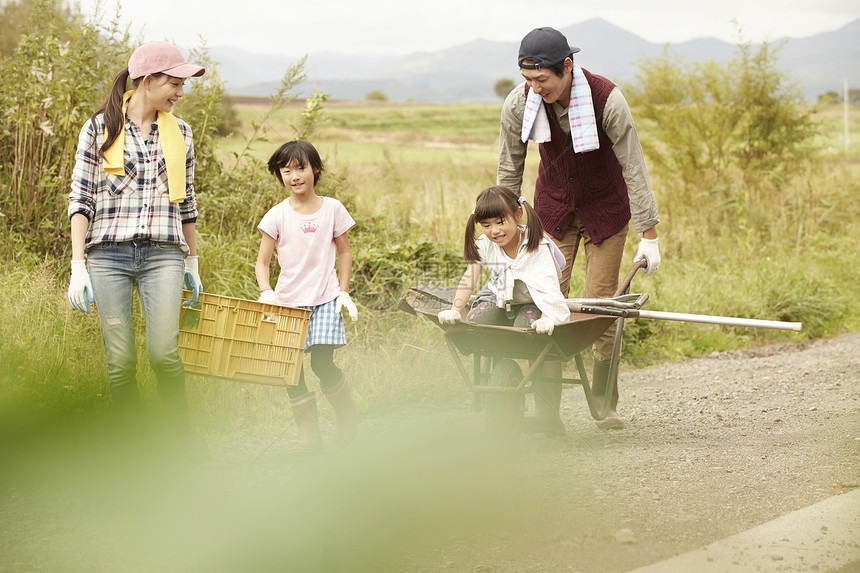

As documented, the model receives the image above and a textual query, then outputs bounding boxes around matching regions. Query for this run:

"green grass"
[219,106,504,169]
[811,103,860,155]
[232,100,504,136]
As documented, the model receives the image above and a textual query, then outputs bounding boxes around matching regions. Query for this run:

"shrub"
[365,89,388,102]
[624,39,819,237]
[493,78,516,99]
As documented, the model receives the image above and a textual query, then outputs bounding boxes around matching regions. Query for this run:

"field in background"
[219,98,516,246]
[218,96,860,373]
[223,97,860,243]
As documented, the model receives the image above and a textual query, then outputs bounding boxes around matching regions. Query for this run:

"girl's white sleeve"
[525,246,570,324]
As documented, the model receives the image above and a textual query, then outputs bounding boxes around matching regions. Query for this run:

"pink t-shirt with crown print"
[258,196,355,307]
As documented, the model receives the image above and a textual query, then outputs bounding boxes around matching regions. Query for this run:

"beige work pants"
[551,218,628,362]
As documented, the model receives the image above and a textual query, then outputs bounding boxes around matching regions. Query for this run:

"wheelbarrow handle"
[569,304,630,318]
[633,292,650,308]
[567,304,803,332]
[615,260,648,297]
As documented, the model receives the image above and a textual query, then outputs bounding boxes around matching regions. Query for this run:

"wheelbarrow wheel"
[484,359,524,439]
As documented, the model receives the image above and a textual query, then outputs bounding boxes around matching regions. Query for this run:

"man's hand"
[633,237,661,274]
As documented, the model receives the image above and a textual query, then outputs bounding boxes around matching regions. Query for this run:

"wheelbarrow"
[399,261,803,437]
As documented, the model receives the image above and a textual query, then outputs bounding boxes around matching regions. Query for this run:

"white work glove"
[335,291,358,321]
[183,256,203,307]
[258,289,277,304]
[437,309,462,324]
[532,316,555,335]
[633,237,661,274]
[67,259,94,314]
[184,256,203,292]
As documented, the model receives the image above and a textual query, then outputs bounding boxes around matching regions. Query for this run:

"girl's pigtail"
[463,212,481,263]
[521,199,545,252]
[96,68,131,157]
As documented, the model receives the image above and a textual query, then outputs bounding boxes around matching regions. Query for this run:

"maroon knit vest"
[528,68,630,244]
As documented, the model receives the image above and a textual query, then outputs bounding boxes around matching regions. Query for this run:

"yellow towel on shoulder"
[103,90,187,203]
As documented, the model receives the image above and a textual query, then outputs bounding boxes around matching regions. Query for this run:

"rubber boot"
[522,361,565,436]
[592,359,624,430]
[322,375,359,446]
[288,391,323,454]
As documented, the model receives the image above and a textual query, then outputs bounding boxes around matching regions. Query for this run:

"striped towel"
[521,63,599,153]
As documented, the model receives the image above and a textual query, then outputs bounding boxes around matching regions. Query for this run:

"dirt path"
[1,334,857,572]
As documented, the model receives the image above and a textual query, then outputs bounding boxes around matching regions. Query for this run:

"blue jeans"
[87,240,187,422]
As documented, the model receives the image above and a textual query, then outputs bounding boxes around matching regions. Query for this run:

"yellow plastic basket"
[178,291,311,386]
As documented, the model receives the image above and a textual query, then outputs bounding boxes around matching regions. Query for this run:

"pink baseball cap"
[128,41,205,79]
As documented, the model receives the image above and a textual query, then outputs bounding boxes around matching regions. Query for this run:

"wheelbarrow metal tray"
[415,308,616,362]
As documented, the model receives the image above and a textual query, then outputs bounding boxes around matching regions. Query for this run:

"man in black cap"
[497,26,661,431]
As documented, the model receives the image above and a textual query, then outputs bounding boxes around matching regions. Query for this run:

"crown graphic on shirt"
[300,222,319,234]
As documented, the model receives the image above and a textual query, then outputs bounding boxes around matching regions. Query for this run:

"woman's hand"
[67,260,94,314]
[184,256,203,292]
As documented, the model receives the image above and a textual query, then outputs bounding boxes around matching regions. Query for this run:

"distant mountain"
[209,46,398,89]
[214,17,860,102]
[779,18,860,98]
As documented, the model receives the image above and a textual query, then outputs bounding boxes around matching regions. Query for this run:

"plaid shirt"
[68,112,199,254]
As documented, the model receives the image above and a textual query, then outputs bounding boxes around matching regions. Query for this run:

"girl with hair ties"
[439,186,571,435]
[439,185,569,332]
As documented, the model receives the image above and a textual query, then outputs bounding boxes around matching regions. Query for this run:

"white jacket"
[475,227,570,325]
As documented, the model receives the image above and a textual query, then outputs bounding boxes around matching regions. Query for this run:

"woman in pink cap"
[67,41,206,442]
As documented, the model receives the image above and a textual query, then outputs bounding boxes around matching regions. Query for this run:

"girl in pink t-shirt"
[255,140,358,453]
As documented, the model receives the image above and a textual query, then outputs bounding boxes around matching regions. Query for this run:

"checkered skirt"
[302,298,346,349]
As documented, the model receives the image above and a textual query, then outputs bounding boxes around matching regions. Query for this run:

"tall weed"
[0,0,132,258]
[0,259,108,419]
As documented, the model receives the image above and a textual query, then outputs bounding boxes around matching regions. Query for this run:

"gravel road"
[374,331,860,572]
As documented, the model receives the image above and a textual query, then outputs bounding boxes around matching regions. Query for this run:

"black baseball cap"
[518,27,580,69]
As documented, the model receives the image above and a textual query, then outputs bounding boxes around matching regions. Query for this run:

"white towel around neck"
[520,63,600,153]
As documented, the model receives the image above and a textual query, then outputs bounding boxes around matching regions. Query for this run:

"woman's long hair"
[90,68,130,157]
[463,185,544,263]
[90,70,162,157]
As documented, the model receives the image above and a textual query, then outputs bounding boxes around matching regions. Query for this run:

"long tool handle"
[633,309,803,332]
[568,302,802,332]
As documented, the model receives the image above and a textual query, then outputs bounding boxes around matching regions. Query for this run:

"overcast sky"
[75,0,859,56]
